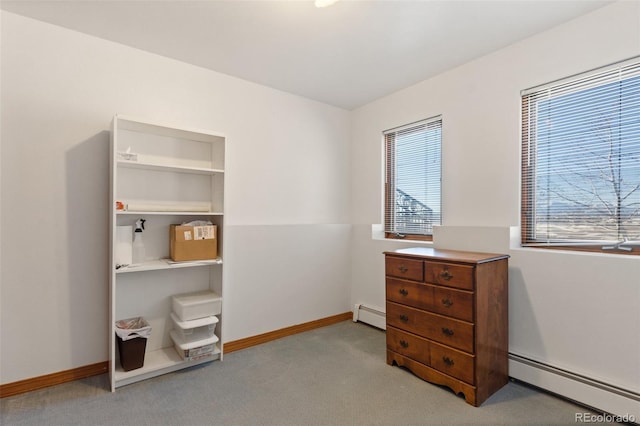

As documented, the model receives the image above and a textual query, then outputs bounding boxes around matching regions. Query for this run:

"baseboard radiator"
[509,353,639,421]
[352,303,386,330]
[351,304,638,419]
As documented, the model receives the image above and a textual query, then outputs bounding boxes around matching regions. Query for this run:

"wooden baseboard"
[1,312,353,397]
[0,361,108,398]
[224,311,353,353]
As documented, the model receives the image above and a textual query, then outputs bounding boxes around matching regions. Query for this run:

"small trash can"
[115,317,152,371]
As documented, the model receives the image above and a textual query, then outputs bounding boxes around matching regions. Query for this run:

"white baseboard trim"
[353,303,386,330]
[509,353,639,421]
[350,304,638,420]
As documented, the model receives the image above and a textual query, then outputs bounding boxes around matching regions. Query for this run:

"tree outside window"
[522,61,640,254]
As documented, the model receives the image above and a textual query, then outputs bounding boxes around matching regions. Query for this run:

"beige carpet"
[0,321,609,425]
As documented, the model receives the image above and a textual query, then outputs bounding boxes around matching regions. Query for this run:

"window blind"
[384,117,442,238]
[521,59,640,247]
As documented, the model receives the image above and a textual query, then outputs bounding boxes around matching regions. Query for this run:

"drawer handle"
[398,265,408,273]
[440,269,454,281]
[441,327,454,336]
[400,340,409,348]
[442,356,455,366]
[400,314,409,323]
[399,288,408,296]
[441,298,453,307]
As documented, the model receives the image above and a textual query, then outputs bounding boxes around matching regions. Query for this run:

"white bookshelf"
[109,114,225,391]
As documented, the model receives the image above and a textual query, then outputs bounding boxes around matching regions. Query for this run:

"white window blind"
[521,58,640,249]
[384,117,442,238]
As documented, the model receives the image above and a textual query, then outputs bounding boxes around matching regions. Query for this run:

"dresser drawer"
[386,302,474,353]
[425,261,474,290]
[430,341,475,384]
[431,286,474,322]
[386,257,424,282]
[386,278,432,311]
[387,279,474,322]
[386,326,430,366]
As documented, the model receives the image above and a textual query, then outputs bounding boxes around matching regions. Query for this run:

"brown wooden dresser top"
[384,247,509,264]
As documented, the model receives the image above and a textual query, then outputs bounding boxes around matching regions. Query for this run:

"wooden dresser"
[384,247,509,406]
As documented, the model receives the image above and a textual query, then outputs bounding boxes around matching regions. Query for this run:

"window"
[384,117,442,240]
[521,58,640,254]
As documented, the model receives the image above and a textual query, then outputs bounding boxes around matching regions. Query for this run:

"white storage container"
[169,329,219,361]
[172,290,221,321]
[170,312,218,339]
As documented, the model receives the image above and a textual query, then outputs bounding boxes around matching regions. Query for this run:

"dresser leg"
[464,392,477,407]
[386,350,395,366]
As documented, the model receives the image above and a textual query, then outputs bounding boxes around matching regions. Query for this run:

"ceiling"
[1,0,614,110]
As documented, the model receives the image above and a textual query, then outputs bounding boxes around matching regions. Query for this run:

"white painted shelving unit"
[109,114,225,391]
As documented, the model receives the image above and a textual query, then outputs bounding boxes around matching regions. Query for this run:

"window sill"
[371,224,434,246]
[511,244,640,257]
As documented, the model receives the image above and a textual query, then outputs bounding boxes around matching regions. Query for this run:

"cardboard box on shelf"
[170,224,217,261]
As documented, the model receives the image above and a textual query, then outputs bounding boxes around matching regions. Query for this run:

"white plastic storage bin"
[172,290,221,321]
[170,312,218,339]
[169,329,219,361]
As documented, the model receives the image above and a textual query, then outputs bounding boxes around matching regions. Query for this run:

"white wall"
[0,11,351,384]
[350,0,639,416]
[2,2,639,416]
